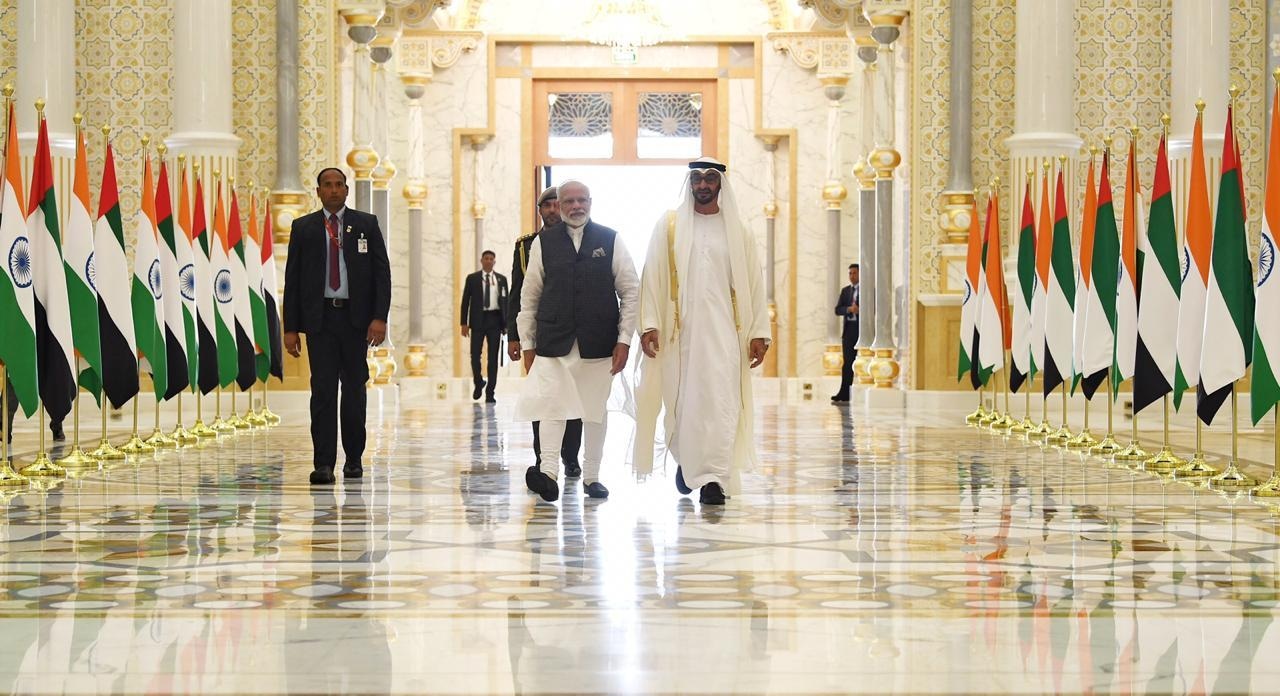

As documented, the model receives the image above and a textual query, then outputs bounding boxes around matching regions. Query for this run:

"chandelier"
[583,0,671,53]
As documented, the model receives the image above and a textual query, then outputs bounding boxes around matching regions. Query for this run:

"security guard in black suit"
[507,186,582,476]
[832,263,859,402]
[461,251,508,403]
[283,167,392,485]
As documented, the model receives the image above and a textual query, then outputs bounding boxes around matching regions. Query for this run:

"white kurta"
[514,222,639,424]
[670,213,742,488]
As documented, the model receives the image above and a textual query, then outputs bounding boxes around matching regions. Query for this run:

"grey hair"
[557,179,590,200]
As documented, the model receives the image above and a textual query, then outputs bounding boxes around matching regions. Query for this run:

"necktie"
[327,214,341,291]
[483,273,491,308]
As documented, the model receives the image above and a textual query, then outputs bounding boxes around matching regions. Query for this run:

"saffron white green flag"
[1174,108,1213,413]
[0,102,38,417]
[28,113,77,421]
[1253,84,1280,424]
[132,152,167,398]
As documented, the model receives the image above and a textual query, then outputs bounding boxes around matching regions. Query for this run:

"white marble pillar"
[1006,0,1080,232]
[16,0,75,215]
[401,72,430,378]
[938,0,974,245]
[760,135,780,378]
[342,8,382,213]
[370,28,398,385]
[853,39,877,385]
[270,0,308,258]
[167,0,240,216]
[1169,0,1229,231]
[821,76,849,376]
[469,135,491,262]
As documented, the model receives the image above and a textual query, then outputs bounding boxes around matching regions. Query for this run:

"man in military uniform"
[508,186,582,476]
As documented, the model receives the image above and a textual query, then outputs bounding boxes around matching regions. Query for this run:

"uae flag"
[228,188,257,390]
[1175,108,1213,412]
[211,182,238,389]
[1198,104,1254,425]
[91,136,138,408]
[976,191,1008,378]
[0,102,38,417]
[1009,181,1036,393]
[1253,85,1280,424]
[132,152,167,399]
[1072,155,1099,396]
[28,113,76,421]
[245,192,271,384]
[1043,166,1076,396]
[192,177,219,395]
[1083,149,1120,399]
[1133,130,1181,414]
[1029,170,1052,385]
[155,159,189,399]
[259,196,283,381]
[175,162,198,392]
[1112,137,1143,395]
[64,126,102,401]
[958,198,983,386]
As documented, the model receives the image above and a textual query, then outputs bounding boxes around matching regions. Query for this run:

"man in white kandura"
[634,157,770,506]
[515,180,640,502]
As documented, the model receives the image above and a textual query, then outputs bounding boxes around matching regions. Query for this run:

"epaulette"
[516,230,539,243]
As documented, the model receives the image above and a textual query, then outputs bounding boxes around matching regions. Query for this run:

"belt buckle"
[330,298,345,308]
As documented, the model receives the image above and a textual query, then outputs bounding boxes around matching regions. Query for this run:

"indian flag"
[228,188,257,390]
[175,161,198,392]
[192,177,219,395]
[155,159,189,399]
[976,191,1008,377]
[64,125,102,401]
[1174,107,1213,412]
[958,199,983,386]
[245,191,270,386]
[211,182,237,389]
[259,194,283,381]
[1253,84,1280,424]
[132,150,167,399]
[0,102,38,417]
[1073,154,1100,397]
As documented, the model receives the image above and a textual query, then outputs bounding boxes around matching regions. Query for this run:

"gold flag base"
[1174,454,1216,480]
[89,439,126,461]
[1209,463,1257,490]
[1143,447,1186,473]
[170,424,198,445]
[190,419,218,439]
[20,452,65,478]
[989,413,1016,431]
[118,435,154,455]
[1027,421,1054,440]
[1008,416,1031,434]
[1066,428,1100,449]
[0,461,26,487]
[1090,434,1122,456]
[228,413,252,430]
[244,409,267,428]
[143,429,178,449]
[1114,441,1151,462]
[55,447,99,470]
[1251,475,1280,498]
[978,409,1000,427]
[261,407,281,426]
[965,405,987,425]
[1045,425,1074,446]
[210,417,236,434]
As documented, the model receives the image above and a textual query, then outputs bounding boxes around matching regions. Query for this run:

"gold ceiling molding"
[452,1,791,32]
[769,31,846,71]
[431,31,483,67]
[797,0,859,27]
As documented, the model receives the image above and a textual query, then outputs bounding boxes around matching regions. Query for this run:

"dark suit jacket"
[835,284,859,343]
[507,232,537,341]
[461,270,509,329]
[282,208,392,335]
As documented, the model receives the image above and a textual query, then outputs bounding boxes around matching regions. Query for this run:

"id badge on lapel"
[357,233,368,254]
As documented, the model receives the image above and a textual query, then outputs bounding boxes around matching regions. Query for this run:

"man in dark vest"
[508,186,583,475]
[513,180,639,502]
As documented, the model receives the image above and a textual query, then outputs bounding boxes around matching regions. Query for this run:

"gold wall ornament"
[404,344,428,377]
[852,158,875,189]
[471,200,487,219]
[372,158,398,190]
[870,146,901,178]
[938,191,976,245]
[431,32,484,69]
[403,179,429,208]
[270,191,309,250]
[346,145,380,179]
[798,0,852,26]
[769,32,844,71]
[763,201,779,219]
[822,180,847,209]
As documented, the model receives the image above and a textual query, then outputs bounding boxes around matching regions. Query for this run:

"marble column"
[866,11,907,390]
[401,71,430,378]
[341,8,382,213]
[16,0,76,210]
[1006,0,1080,233]
[938,0,974,245]
[760,134,781,378]
[821,76,849,377]
[167,0,240,216]
[469,135,491,262]
[853,37,878,386]
[1169,0,1229,229]
[370,26,398,385]
[270,0,308,257]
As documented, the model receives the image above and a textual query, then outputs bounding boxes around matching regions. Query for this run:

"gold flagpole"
[1145,394,1185,473]
[1092,370,1121,455]
[144,397,176,448]
[170,393,196,445]
[20,404,65,478]
[229,385,250,429]
[1047,386,1073,445]
[211,386,234,434]
[1176,409,1215,479]
[261,375,280,425]
[118,388,152,455]
[246,381,267,427]
[1210,385,1256,489]
[0,364,27,487]
[1068,395,1099,448]
[966,387,986,425]
[55,384,96,469]
[89,398,124,461]
[1115,401,1150,463]
[1253,405,1280,496]
[1029,389,1053,440]
[992,354,1015,432]
[191,388,216,438]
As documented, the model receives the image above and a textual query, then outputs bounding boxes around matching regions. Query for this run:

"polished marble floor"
[0,395,1279,694]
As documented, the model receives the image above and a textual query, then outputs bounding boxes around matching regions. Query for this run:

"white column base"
[864,387,906,410]
[399,377,437,406]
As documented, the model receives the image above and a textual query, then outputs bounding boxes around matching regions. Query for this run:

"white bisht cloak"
[632,167,770,495]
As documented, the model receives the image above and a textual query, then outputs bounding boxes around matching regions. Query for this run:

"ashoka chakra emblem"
[1180,247,1191,283]
[179,263,195,301]
[215,269,233,304]
[86,252,97,292]
[1260,235,1275,287]
[8,237,32,288]
[148,259,162,299]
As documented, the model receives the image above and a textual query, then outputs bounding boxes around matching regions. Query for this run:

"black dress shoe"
[485,395,496,404]
[699,482,726,505]
[583,481,609,499]
[564,461,582,478]
[310,469,336,485]
[51,423,65,441]
[524,465,559,502]
[675,466,692,495]
[473,380,485,400]
[343,463,363,479]
[831,393,850,402]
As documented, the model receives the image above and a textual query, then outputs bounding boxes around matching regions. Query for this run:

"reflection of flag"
[65,126,102,401]
[1113,137,1142,395]
[958,199,982,385]
[1085,150,1120,398]
[1255,83,1280,423]
[244,193,269,386]
[211,183,237,388]
[0,102,38,417]
[976,192,1008,377]
[92,136,138,408]
[259,196,283,381]
[1010,182,1036,393]
[155,160,188,399]
[1198,105,1253,425]
[192,177,219,395]
[1134,131,1181,414]
[1043,167,1076,396]
[132,152,167,398]
[228,189,257,390]
[175,162,199,394]
[28,114,77,421]
[1073,155,1099,396]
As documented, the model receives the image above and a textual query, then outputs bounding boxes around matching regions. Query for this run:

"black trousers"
[470,311,503,395]
[837,335,857,396]
[5,379,63,442]
[306,303,370,471]
[532,419,582,466]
